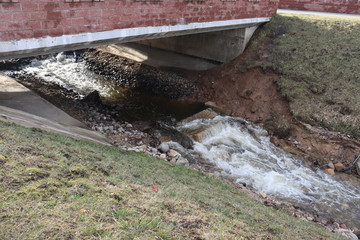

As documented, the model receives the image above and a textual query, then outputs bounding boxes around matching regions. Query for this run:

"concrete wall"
[0,0,278,60]
[279,0,360,14]
[139,26,259,62]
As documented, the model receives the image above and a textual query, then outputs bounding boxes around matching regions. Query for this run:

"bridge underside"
[0,17,269,62]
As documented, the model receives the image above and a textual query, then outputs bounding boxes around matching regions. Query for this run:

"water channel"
[7,52,360,229]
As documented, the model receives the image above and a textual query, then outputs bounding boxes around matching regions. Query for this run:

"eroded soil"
[190,31,360,172]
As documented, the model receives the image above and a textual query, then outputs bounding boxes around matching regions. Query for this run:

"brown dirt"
[190,33,360,172]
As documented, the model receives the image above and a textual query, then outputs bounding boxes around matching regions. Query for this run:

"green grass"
[0,121,345,239]
[259,14,360,139]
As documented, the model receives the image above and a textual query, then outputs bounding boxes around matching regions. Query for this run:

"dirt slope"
[191,15,360,169]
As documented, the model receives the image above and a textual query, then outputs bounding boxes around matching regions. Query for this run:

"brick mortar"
[0,0,277,41]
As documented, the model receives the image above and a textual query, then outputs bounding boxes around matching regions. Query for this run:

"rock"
[259,192,267,198]
[82,91,102,104]
[167,149,180,158]
[181,108,218,123]
[158,142,170,153]
[270,136,280,146]
[159,153,166,159]
[324,168,335,175]
[334,162,345,171]
[176,157,189,166]
[356,157,360,175]
[327,162,335,169]
[334,229,358,240]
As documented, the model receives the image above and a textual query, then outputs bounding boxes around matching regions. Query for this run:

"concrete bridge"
[0,0,278,62]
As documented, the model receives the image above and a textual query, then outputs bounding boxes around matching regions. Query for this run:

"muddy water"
[9,52,360,229]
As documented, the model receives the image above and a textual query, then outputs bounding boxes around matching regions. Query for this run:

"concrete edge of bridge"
[0,17,270,61]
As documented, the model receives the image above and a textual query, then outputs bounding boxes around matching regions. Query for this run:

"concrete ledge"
[0,17,270,61]
[0,105,110,145]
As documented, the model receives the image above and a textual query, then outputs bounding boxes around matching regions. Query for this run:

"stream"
[6,52,360,230]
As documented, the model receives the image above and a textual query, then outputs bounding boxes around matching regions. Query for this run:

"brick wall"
[279,0,360,14]
[0,0,278,41]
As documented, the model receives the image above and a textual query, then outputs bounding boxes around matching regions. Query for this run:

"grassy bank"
[0,121,345,239]
[261,14,360,140]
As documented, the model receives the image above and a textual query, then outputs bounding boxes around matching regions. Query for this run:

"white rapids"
[14,52,113,98]
[177,116,360,227]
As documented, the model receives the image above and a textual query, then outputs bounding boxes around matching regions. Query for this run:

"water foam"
[179,116,360,225]
[18,53,113,98]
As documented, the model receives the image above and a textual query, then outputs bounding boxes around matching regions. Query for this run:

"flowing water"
[8,53,360,229]
[176,117,360,228]
[11,52,204,122]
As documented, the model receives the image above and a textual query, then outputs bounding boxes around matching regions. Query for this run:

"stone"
[176,157,189,166]
[159,154,166,159]
[167,149,180,158]
[158,142,170,153]
[334,229,358,240]
[82,90,102,104]
[334,162,345,171]
[327,162,335,169]
[324,168,335,175]
[181,108,218,123]
[259,192,267,198]
[356,160,360,176]
[340,224,347,229]
[270,136,280,146]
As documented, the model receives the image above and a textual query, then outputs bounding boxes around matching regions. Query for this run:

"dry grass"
[259,14,360,139]
[0,121,345,239]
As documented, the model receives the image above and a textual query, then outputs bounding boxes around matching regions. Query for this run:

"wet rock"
[82,91,102,104]
[355,157,360,175]
[182,108,218,123]
[324,168,335,175]
[157,123,193,149]
[167,149,180,158]
[158,142,170,153]
[334,229,358,240]
[270,136,280,146]
[334,162,345,172]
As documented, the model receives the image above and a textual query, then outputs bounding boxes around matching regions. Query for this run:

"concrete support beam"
[138,25,260,63]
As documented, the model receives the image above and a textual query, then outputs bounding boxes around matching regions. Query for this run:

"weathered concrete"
[98,43,218,71]
[0,73,83,127]
[0,73,109,145]
[0,105,110,145]
[138,26,260,63]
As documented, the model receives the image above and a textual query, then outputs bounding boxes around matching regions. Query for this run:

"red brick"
[14,30,34,40]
